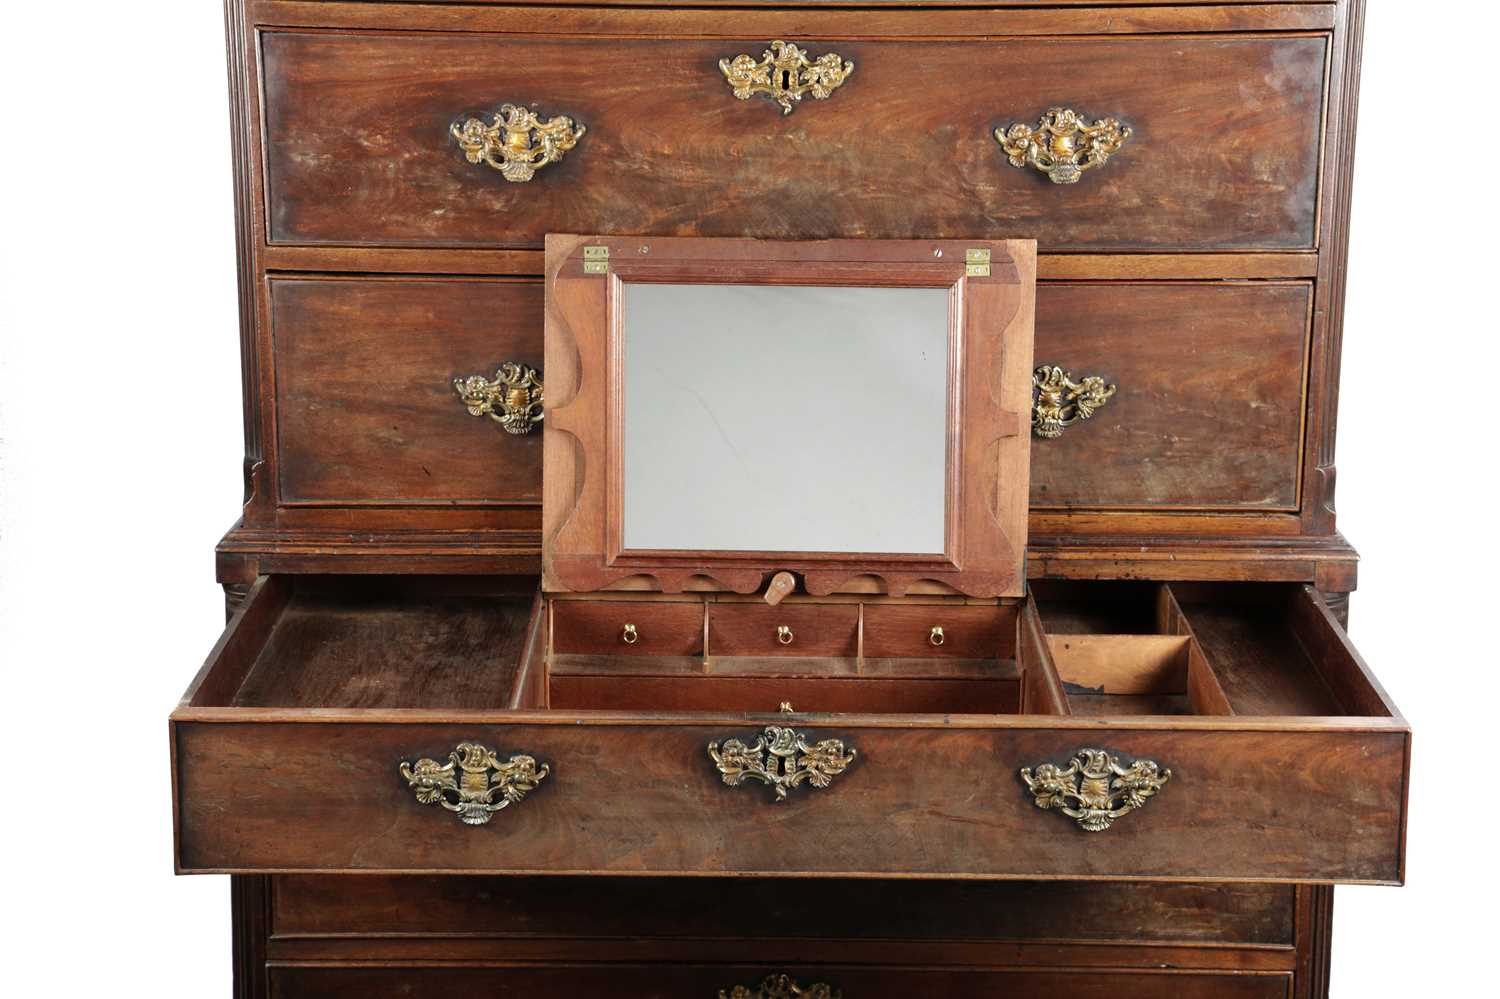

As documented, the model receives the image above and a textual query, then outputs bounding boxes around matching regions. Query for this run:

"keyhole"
[779,69,793,91]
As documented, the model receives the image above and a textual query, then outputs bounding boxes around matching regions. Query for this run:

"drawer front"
[708,603,860,658]
[273,875,1296,949]
[268,965,1291,999]
[862,604,1016,659]
[261,29,1325,251]
[552,600,704,657]
[267,279,1310,517]
[1031,282,1311,510]
[173,716,1406,881]
[270,277,542,506]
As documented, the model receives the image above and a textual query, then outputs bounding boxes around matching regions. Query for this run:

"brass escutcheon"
[719,40,853,115]
[1032,364,1116,438]
[719,974,842,999]
[996,107,1132,185]
[1020,748,1170,832]
[399,742,550,826]
[453,362,544,435]
[709,724,856,802]
[451,104,585,182]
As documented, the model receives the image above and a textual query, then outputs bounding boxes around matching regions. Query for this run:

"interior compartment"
[1030,580,1229,717]
[1169,583,1360,716]
[1031,580,1392,719]
[192,576,539,710]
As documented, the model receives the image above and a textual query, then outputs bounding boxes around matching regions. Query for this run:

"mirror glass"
[622,283,950,554]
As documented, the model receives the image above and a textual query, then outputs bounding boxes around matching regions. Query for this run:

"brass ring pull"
[1020,748,1170,832]
[453,362,543,435]
[930,626,945,647]
[1032,365,1116,439]
[776,625,794,645]
[399,742,550,826]
[621,623,639,645]
[451,104,585,183]
[708,725,856,802]
[719,974,842,999]
[996,107,1132,185]
[720,40,853,115]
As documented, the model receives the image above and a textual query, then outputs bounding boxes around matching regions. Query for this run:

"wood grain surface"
[270,277,543,506]
[260,31,1325,251]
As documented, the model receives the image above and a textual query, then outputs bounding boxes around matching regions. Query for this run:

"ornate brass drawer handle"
[400,742,550,826]
[1020,748,1170,832]
[720,40,853,115]
[451,104,585,182]
[720,974,842,999]
[708,724,856,802]
[996,107,1132,185]
[454,362,544,435]
[1032,364,1116,439]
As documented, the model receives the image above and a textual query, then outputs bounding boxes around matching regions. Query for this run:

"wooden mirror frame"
[543,235,1036,597]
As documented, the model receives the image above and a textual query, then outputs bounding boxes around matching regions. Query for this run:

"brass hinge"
[583,245,609,274]
[965,247,991,277]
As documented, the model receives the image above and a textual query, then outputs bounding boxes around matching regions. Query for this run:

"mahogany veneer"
[191,2,1388,997]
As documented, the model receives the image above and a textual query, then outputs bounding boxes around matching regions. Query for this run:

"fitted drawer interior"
[203,577,1389,726]
[174,575,1406,881]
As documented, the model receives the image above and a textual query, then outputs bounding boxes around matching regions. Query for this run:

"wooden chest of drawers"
[184,1,1389,996]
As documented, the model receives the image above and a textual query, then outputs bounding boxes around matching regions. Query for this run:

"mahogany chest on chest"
[176,2,1401,996]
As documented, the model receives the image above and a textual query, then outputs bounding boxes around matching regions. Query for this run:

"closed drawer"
[268,278,1311,516]
[267,875,1301,988]
[260,18,1326,251]
[270,276,541,506]
[1031,282,1311,510]
[268,966,1291,999]
[272,876,1297,953]
[862,603,1016,659]
[551,599,704,657]
[707,602,859,658]
[171,577,1407,882]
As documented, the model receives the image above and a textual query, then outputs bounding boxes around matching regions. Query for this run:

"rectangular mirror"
[543,237,1035,598]
[622,283,951,555]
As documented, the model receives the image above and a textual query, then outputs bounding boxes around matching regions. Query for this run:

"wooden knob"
[764,571,796,606]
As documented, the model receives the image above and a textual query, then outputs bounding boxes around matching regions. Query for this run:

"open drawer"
[171,576,1407,883]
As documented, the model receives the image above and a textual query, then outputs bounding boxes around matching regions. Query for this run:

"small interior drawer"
[551,598,703,657]
[862,602,1016,660]
[171,576,1407,882]
[707,602,858,658]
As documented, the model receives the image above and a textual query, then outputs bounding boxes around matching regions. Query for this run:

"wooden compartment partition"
[172,576,1408,882]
